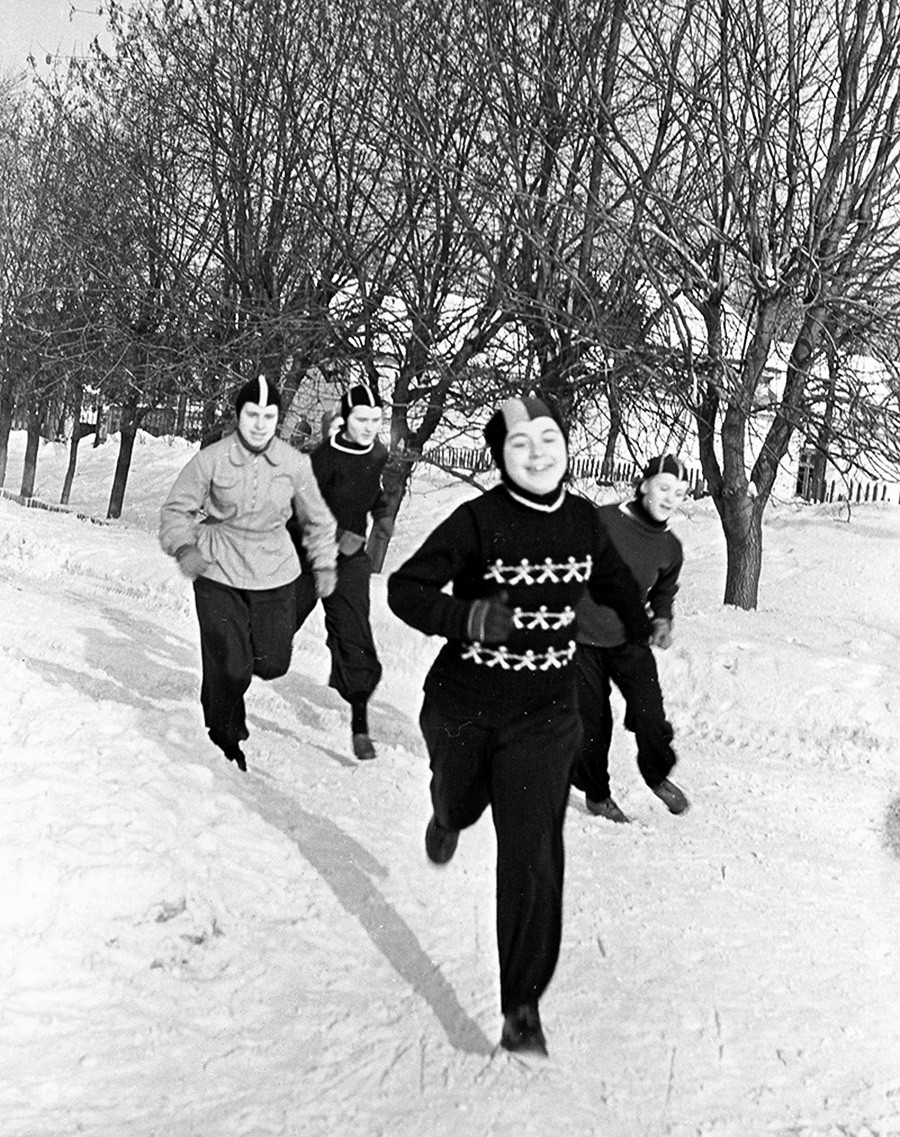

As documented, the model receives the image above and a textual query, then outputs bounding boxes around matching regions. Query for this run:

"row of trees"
[3,0,900,606]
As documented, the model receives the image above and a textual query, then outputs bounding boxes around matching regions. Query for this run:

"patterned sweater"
[388,486,652,713]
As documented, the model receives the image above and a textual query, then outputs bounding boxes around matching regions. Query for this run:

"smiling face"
[343,404,382,447]
[237,402,279,451]
[502,416,568,495]
[640,471,688,521]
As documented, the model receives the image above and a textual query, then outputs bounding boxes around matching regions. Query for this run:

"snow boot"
[586,795,630,823]
[223,743,247,772]
[650,778,689,814]
[500,1004,548,1057]
[425,815,459,865]
[352,733,376,761]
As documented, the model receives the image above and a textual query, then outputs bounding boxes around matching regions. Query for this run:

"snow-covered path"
[2,435,900,1136]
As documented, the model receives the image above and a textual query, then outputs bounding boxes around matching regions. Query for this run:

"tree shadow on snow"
[238,776,494,1057]
[883,796,900,860]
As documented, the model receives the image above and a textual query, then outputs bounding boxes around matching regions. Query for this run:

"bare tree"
[609,0,900,606]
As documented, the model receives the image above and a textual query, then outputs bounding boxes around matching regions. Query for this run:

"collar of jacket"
[227,433,282,467]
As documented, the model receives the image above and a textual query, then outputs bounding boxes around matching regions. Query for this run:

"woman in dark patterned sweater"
[387,397,651,1057]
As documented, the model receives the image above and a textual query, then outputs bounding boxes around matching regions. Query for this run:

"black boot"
[223,743,247,772]
[500,1004,548,1056]
[210,731,247,772]
[650,778,689,814]
[352,733,376,761]
[425,815,459,865]
[350,698,376,761]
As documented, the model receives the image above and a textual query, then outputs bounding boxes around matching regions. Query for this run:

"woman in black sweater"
[388,397,651,1057]
[572,454,690,823]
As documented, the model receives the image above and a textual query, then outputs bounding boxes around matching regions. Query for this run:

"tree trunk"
[60,384,85,505]
[175,392,187,438]
[810,353,838,501]
[107,402,145,519]
[20,412,42,498]
[719,492,764,608]
[0,379,13,487]
[601,375,622,476]
[94,399,106,447]
[366,450,415,573]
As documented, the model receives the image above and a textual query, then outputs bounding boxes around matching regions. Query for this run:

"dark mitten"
[467,592,514,644]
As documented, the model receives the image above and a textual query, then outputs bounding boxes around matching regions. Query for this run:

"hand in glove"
[650,617,673,650]
[467,592,515,644]
[175,544,208,580]
[314,567,338,599]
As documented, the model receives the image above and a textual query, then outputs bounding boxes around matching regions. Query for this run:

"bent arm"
[587,513,653,642]
[159,454,209,557]
[648,548,683,622]
[291,457,338,575]
[387,506,479,640]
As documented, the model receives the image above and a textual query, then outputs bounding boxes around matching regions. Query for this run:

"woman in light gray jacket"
[160,376,337,772]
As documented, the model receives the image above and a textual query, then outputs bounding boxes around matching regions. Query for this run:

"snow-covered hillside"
[1,431,899,1137]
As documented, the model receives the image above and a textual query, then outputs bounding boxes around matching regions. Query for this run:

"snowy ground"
[2,430,900,1137]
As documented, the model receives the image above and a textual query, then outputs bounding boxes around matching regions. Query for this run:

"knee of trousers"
[253,657,291,681]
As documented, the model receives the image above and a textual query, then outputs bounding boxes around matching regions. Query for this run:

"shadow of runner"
[237,774,495,1058]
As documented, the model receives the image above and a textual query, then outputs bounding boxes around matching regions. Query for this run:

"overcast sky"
[0,1,109,75]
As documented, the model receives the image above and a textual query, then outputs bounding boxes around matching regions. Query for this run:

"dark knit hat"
[340,384,383,421]
[484,397,565,470]
[234,375,282,415]
[641,453,688,482]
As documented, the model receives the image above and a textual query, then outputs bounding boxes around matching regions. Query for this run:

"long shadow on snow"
[236,772,494,1057]
[883,796,900,860]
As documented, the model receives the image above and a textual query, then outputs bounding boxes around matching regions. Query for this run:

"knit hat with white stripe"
[483,397,566,471]
[234,375,283,415]
[340,384,383,421]
[640,454,688,482]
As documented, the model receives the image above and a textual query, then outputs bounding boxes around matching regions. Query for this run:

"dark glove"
[314,567,338,599]
[650,617,673,650]
[175,544,208,580]
[467,592,515,644]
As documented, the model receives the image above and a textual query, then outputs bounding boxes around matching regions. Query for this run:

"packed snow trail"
[2,452,900,1134]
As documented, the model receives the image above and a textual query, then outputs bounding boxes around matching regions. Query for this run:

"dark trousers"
[419,693,581,1014]
[193,576,296,750]
[571,642,676,802]
[295,550,382,704]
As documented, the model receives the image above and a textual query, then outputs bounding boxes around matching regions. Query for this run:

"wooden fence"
[12,396,211,443]
[423,445,710,495]
[806,478,899,505]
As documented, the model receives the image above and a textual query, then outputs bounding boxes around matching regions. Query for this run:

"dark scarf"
[627,496,667,530]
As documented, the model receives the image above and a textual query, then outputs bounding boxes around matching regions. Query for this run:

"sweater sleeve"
[647,540,683,622]
[387,504,480,641]
[586,510,653,643]
[159,451,211,557]
[290,454,338,575]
